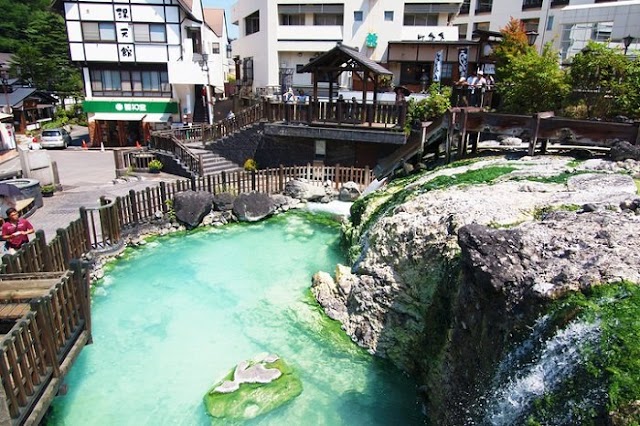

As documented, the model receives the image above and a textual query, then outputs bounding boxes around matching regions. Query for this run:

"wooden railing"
[0,263,91,424]
[0,164,374,275]
[263,100,406,129]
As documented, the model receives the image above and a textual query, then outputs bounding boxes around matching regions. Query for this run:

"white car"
[40,128,72,149]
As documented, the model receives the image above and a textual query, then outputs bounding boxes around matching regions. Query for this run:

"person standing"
[2,208,35,252]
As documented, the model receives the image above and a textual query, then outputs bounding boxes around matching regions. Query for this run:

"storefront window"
[90,68,171,97]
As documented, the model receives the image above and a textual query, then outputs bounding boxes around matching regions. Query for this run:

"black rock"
[173,191,214,228]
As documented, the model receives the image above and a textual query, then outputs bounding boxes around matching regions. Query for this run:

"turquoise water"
[48,213,422,425]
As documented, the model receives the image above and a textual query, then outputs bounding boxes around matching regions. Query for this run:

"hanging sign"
[433,50,443,82]
[365,33,378,48]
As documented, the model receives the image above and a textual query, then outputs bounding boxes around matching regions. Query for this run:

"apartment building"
[53,0,232,147]
[453,0,640,60]
[230,0,478,95]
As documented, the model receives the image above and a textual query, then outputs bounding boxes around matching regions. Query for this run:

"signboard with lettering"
[82,100,179,114]
[118,44,135,62]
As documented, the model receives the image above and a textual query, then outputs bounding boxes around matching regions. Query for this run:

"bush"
[148,159,163,172]
[243,158,257,171]
[404,83,452,133]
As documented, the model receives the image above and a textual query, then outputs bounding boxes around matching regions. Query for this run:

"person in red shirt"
[2,208,35,252]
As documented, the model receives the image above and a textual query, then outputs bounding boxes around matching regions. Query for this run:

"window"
[90,68,171,97]
[226,44,232,59]
[384,11,394,21]
[400,63,430,85]
[133,24,166,43]
[522,0,543,9]
[314,13,343,25]
[242,57,254,83]
[82,22,116,42]
[245,11,260,35]
[280,13,304,25]
[187,28,202,54]
[211,42,220,54]
[456,24,468,40]
[403,13,438,26]
[474,22,490,32]
[460,0,470,14]
[546,16,554,32]
[354,11,363,22]
[521,18,539,33]
[475,0,493,13]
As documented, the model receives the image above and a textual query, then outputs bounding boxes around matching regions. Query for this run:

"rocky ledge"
[312,155,640,424]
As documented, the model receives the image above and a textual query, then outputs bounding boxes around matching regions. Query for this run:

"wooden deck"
[0,265,91,425]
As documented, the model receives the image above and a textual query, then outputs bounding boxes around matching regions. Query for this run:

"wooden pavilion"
[297,43,394,127]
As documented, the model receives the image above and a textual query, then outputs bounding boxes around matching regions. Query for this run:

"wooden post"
[129,190,139,224]
[445,110,456,164]
[70,259,92,344]
[0,370,13,424]
[57,228,72,268]
[458,109,469,158]
[279,165,284,193]
[78,207,93,251]
[221,171,227,192]
[364,165,370,187]
[198,153,204,177]
[159,181,168,213]
[529,114,541,156]
[251,170,256,191]
[35,230,53,272]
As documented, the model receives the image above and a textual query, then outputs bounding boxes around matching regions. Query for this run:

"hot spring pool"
[47,212,422,425]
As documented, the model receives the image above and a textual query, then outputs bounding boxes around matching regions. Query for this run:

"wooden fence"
[0,263,91,424]
[0,164,374,276]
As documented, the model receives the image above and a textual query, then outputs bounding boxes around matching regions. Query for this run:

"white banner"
[433,50,443,82]
[458,48,468,80]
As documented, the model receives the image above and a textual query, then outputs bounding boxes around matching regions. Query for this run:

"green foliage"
[568,41,637,118]
[4,3,83,97]
[532,204,581,220]
[524,282,640,423]
[243,158,257,171]
[496,44,570,114]
[404,83,452,133]
[494,18,533,82]
[164,199,176,221]
[148,159,163,172]
[40,184,55,194]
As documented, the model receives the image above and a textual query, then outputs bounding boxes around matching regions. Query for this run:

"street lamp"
[199,53,213,125]
[526,30,539,47]
[623,34,634,55]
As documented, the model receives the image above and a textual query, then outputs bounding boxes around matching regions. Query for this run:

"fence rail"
[1,164,374,276]
[0,263,91,424]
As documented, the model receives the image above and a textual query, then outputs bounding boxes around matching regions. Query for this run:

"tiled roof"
[203,8,224,37]
[298,43,392,76]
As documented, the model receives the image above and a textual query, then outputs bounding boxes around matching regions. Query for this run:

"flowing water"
[47,213,422,425]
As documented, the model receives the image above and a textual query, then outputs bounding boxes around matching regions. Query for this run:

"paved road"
[3,148,178,241]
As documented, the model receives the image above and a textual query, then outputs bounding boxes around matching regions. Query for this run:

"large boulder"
[610,140,640,161]
[213,192,236,211]
[203,354,302,421]
[173,190,213,228]
[232,191,276,222]
[283,179,326,201]
[338,181,361,202]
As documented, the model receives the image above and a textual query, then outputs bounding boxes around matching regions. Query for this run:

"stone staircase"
[183,142,243,176]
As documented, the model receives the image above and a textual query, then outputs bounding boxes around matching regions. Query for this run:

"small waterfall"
[481,319,601,425]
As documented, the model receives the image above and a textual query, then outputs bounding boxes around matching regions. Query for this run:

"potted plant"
[41,184,56,197]
[148,159,163,173]
[243,158,257,171]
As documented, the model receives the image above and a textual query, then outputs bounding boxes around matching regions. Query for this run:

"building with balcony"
[53,0,232,147]
[452,0,640,61]
[230,0,468,95]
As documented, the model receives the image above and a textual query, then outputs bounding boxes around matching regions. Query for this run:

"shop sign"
[82,100,179,114]
[366,33,378,48]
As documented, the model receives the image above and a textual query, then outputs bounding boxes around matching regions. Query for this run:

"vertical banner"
[458,48,468,80]
[433,50,443,82]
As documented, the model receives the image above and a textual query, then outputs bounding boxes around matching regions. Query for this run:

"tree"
[493,18,569,114]
[568,41,638,119]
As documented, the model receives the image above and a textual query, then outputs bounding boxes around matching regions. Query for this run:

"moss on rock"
[203,356,303,421]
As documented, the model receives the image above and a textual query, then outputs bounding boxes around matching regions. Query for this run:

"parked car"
[40,128,72,149]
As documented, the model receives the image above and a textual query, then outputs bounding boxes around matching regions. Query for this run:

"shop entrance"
[97,120,143,147]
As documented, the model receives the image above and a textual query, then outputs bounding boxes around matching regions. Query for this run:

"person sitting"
[2,208,34,253]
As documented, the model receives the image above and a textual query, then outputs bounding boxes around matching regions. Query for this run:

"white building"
[230,0,467,95]
[452,0,640,61]
[53,0,231,147]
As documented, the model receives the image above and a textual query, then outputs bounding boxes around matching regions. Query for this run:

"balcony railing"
[459,1,470,14]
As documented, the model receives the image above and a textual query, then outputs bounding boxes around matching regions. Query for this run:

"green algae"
[525,282,640,424]
[203,357,303,421]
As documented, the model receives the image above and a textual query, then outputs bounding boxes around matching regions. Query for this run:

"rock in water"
[203,354,302,421]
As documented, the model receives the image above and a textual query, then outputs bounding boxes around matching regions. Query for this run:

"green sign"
[365,33,378,48]
[82,100,179,114]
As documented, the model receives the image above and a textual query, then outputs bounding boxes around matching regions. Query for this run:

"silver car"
[40,128,72,149]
